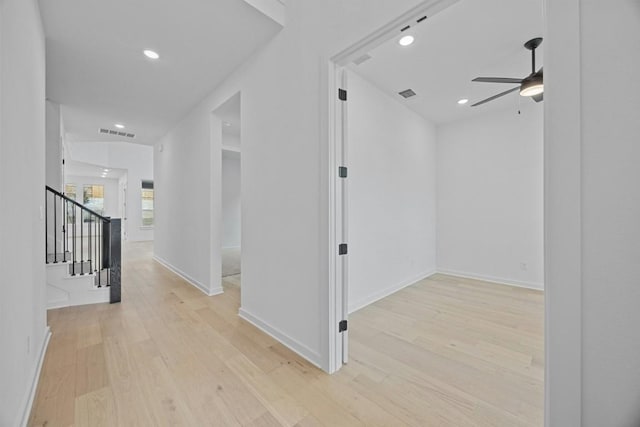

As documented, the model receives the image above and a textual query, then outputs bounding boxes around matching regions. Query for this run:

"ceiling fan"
[471,37,544,107]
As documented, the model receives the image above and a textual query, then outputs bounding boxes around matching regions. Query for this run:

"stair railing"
[45,185,121,303]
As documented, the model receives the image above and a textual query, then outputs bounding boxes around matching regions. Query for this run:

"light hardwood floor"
[30,242,544,426]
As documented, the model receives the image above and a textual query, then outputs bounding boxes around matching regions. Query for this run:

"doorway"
[328,0,545,423]
[213,93,242,289]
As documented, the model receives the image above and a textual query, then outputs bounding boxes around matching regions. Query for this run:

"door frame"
[327,0,585,423]
[209,90,243,297]
[326,0,462,373]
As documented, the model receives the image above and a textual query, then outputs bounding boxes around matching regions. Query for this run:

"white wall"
[45,101,62,190]
[437,104,544,289]
[222,133,241,150]
[118,174,127,236]
[65,175,120,218]
[347,70,437,313]
[154,0,426,371]
[45,101,63,254]
[68,141,154,241]
[155,108,214,294]
[0,0,48,425]
[222,152,241,248]
[578,1,640,425]
[545,0,640,425]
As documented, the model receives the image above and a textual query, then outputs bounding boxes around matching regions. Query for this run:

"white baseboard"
[19,326,51,427]
[153,255,223,296]
[436,268,544,291]
[238,307,322,369]
[348,269,437,314]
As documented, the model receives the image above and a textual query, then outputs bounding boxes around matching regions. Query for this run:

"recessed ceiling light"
[103,169,110,172]
[143,49,159,59]
[457,98,469,105]
[223,121,231,127]
[114,124,124,129]
[398,35,415,46]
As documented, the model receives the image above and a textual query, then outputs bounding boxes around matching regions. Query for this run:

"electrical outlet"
[520,262,528,271]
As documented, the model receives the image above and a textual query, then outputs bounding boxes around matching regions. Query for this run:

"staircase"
[45,186,121,309]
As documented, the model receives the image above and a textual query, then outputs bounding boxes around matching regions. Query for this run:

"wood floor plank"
[226,354,309,426]
[74,386,117,427]
[75,343,109,397]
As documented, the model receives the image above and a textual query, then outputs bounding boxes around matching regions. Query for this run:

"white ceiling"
[66,160,126,180]
[40,0,281,145]
[348,0,544,125]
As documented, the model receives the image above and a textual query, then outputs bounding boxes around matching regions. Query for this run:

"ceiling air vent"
[353,54,372,66]
[398,89,417,99]
[99,128,136,138]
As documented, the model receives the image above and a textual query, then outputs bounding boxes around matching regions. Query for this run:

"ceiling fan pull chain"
[518,93,522,115]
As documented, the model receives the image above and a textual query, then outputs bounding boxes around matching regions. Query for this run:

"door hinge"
[339,320,348,332]
[62,158,65,165]
[338,166,347,178]
[338,243,348,255]
[338,88,347,101]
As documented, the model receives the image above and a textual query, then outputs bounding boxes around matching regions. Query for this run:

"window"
[141,180,154,227]
[83,184,105,221]
[64,184,77,200]
[65,184,77,223]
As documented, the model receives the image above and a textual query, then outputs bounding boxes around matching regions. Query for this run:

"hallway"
[30,242,543,426]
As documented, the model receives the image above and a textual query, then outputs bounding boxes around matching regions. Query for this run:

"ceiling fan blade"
[532,93,543,103]
[471,86,520,107]
[472,77,523,84]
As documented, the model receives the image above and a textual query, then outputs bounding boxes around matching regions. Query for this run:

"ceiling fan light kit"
[520,74,544,97]
[470,37,544,107]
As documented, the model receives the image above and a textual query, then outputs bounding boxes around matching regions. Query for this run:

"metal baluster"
[63,200,67,260]
[101,219,104,285]
[97,219,101,287]
[66,201,70,261]
[54,194,57,263]
[97,218,100,276]
[81,209,84,275]
[94,216,98,275]
[88,215,92,273]
[45,190,48,263]
[72,204,76,275]
[66,199,69,261]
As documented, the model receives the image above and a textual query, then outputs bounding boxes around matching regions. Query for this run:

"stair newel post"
[102,218,111,285]
[109,218,121,303]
